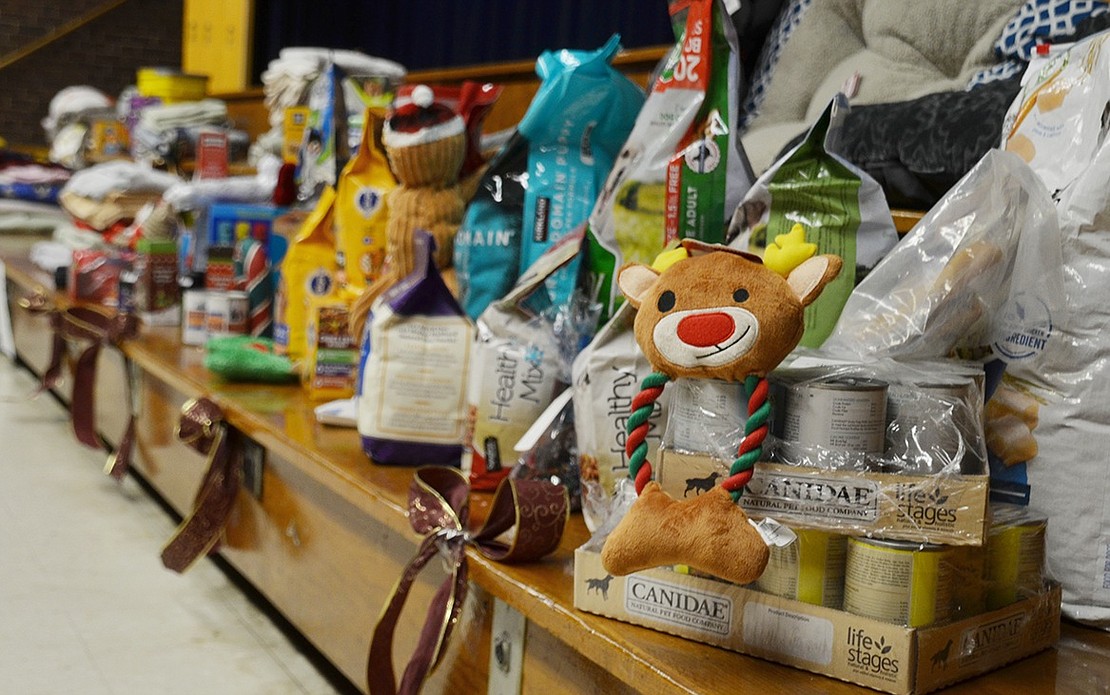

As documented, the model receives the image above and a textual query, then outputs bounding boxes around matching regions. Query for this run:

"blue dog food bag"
[454,130,529,321]
[518,34,645,307]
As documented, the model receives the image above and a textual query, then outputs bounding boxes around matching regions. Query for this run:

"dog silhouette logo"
[586,574,614,600]
[931,639,953,671]
[684,471,722,496]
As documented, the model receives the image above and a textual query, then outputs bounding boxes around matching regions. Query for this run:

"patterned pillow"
[971,0,1110,86]
[996,0,1109,59]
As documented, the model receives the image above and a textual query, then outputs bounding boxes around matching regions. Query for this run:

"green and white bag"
[729,95,899,348]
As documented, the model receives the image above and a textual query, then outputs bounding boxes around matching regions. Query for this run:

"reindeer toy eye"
[657,290,676,312]
[601,239,843,587]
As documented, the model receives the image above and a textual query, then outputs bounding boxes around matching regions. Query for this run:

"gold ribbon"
[160,397,241,573]
[367,467,569,695]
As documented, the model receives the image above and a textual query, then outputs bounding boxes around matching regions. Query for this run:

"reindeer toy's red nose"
[676,312,735,347]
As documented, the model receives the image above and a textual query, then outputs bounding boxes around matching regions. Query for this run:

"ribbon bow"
[160,397,241,573]
[20,294,139,479]
[368,467,569,695]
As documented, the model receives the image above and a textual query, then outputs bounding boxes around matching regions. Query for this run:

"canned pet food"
[667,378,745,454]
[206,290,248,337]
[755,528,847,608]
[182,289,208,345]
[886,378,978,475]
[843,537,953,627]
[986,511,1047,610]
[777,376,887,465]
[947,545,988,619]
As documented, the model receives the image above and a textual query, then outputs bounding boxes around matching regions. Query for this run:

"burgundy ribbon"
[20,294,139,479]
[160,397,242,573]
[368,467,568,695]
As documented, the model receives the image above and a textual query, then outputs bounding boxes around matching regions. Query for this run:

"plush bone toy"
[600,238,841,585]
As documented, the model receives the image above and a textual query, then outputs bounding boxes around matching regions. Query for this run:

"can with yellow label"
[843,537,953,627]
[755,528,847,608]
[987,509,1047,610]
[948,545,988,619]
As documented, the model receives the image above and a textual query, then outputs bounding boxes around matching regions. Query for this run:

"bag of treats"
[303,292,359,401]
[821,150,1061,365]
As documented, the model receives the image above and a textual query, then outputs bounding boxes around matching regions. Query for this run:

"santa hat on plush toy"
[382,84,466,187]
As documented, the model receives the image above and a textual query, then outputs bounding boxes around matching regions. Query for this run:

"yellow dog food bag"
[274,186,339,361]
[335,109,396,289]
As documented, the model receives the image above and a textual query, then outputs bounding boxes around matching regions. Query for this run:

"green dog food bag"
[582,0,754,324]
[729,95,900,348]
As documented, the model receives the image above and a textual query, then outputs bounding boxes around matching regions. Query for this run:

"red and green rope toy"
[625,372,770,502]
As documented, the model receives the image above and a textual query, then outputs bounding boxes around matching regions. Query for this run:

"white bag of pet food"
[358,231,474,467]
[462,234,580,491]
[995,33,1110,627]
[1001,32,1110,197]
[572,301,671,532]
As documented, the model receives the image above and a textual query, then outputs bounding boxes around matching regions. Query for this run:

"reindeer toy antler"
[600,237,841,585]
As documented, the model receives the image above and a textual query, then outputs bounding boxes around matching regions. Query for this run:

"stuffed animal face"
[617,244,842,382]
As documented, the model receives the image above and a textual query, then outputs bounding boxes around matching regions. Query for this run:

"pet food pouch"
[582,0,753,324]
[297,62,350,202]
[463,234,580,490]
[454,130,529,321]
[572,301,671,532]
[303,291,359,401]
[730,95,899,348]
[358,231,474,467]
[274,186,339,361]
[334,109,396,289]
[517,34,645,308]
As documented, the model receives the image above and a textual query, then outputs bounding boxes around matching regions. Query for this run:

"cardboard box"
[657,451,990,546]
[206,203,281,250]
[574,548,1060,694]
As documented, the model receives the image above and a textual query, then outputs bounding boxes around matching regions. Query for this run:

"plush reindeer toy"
[600,238,841,585]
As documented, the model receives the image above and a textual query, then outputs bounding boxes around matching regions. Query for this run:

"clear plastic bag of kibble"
[509,395,581,511]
